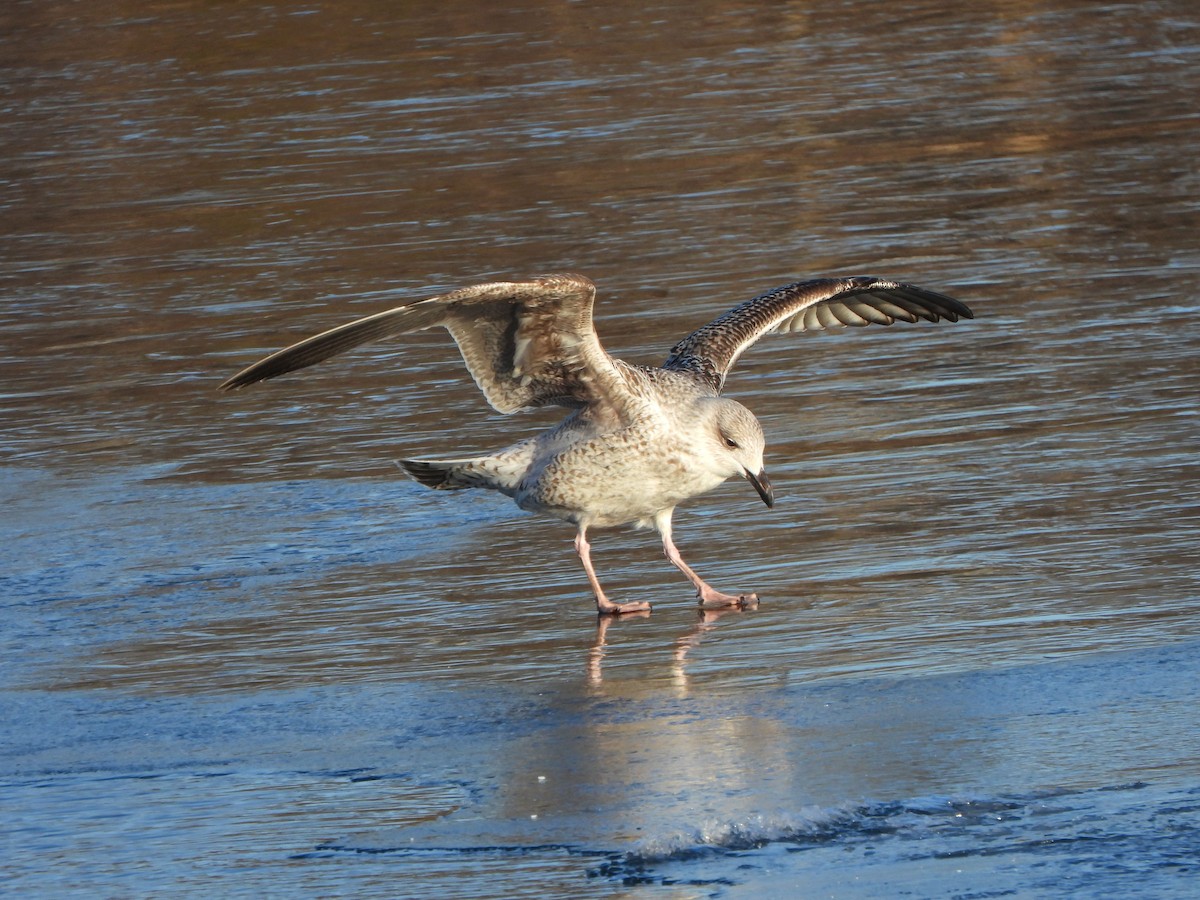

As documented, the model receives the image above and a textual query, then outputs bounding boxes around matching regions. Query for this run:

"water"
[3,0,1199,895]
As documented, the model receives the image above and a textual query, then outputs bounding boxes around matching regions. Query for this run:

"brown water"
[3,1,1199,896]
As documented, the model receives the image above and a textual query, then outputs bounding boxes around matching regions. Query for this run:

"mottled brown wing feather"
[662,276,972,391]
[219,273,636,420]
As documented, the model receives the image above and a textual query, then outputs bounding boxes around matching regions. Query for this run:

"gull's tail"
[398,437,536,494]
[397,457,521,494]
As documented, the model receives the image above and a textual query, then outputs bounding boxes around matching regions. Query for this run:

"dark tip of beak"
[746,468,774,508]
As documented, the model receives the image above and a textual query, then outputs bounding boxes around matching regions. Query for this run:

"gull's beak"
[745,467,774,508]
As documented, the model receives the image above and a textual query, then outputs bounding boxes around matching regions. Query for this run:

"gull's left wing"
[662,276,972,391]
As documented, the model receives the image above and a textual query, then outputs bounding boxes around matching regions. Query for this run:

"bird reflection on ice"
[586,606,753,691]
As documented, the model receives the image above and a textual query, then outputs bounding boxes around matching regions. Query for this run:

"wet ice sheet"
[5,465,1197,897]
[4,638,1198,896]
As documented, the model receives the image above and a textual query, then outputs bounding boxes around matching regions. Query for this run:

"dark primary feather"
[662,276,972,391]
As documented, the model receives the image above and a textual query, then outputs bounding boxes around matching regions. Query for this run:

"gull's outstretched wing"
[220,273,634,418]
[662,276,972,391]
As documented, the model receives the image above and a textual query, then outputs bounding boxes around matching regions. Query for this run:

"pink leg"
[574,526,652,615]
[656,511,758,609]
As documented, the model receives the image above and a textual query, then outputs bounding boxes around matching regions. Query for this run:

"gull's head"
[707,398,774,509]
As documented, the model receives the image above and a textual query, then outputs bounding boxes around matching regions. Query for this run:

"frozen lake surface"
[3,0,1199,895]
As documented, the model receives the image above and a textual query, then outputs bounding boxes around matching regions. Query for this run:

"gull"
[221,273,972,614]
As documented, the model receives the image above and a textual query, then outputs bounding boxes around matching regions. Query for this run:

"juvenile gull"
[221,274,972,614]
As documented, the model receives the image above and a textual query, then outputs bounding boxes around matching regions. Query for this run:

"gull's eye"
[721,434,739,450]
